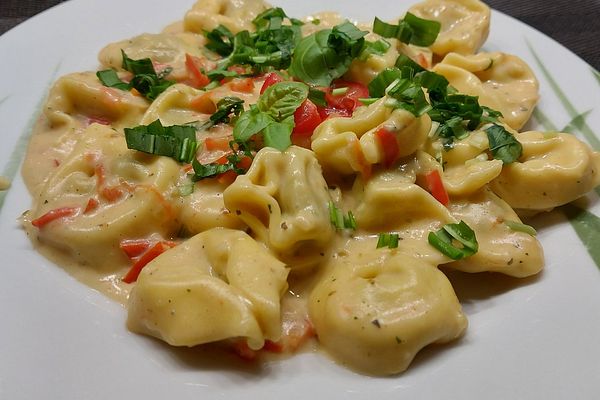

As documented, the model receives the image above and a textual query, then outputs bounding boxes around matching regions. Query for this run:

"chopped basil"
[376,233,399,249]
[206,7,302,72]
[97,50,175,100]
[372,13,440,46]
[124,120,198,163]
[505,220,537,236]
[359,39,391,61]
[485,124,523,164]
[428,221,478,260]
[196,96,245,132]
[328,201,357,230]
[191,141,253,181]
[96,70,130,90]
[288,21,367,86]
[204,25,235,56]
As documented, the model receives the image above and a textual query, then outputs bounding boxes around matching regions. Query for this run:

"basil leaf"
[428,221,478,260]
[262,116,293,151]
[485,124,522,163]
[233,106,273,142]
[289,21,367,86]
[373,13,440,46]
[96,70,130,90]
[98,50,175,100]
[257,81,309,120]
[125,120,198,163]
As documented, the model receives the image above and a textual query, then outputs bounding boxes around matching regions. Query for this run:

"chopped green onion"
[376,233,399,249]
[328,201,356,230]
[428,221,478,260]
[331,87,348,96]
[359,98,379,106]
[505,220,537,236]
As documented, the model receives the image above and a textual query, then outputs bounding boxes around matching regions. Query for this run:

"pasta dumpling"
[25,123,181,271]
[490,131,600,211]
[309,253,467,375]
[184,0,270,34]
[98,33,206,82]
[433,52,539,130]
[446,189,544,277]
[409,0,490,56]
[224,146,334,269]
[127,228,289,349]
[311,98,431,176]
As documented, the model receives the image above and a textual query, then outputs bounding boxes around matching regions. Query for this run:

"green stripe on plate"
[0,62,62,214]
[592,68,600,86]
[533,108,558,132]
[527,41,600,150]
[562,204,600,270]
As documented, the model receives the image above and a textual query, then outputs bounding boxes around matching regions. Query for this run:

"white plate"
[1,1,600,398]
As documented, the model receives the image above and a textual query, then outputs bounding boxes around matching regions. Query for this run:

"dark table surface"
[1,0,599,71]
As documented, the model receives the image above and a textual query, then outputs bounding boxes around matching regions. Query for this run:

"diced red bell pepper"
[424,169,450,206]
[374,126,400,168]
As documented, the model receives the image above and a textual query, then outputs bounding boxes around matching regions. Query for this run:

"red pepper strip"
[119,239,152,259]
[424,169,450,206]
[185,54,210,89]
[122,241,176,283]
[31,207,79,228]
[374,127,400,168]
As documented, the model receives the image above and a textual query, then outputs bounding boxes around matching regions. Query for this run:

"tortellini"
[20,0,600,379]
[435,130,504,196]
[433,52,540,130]
[490,131,600,210]
[446,189,544,277]
[409,0,490,56]
[25,123,181,271]
[309,253,467,375]
[311,98,431,176]
[184,0,269,34]
[128,228,289,349]
[224,146,334,270]
[98,33,206,82]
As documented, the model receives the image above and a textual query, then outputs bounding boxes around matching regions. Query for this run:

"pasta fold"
[127,228,289,349]
[490,131,600,210]
[309,253,467,375]
[224,146,334,269]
